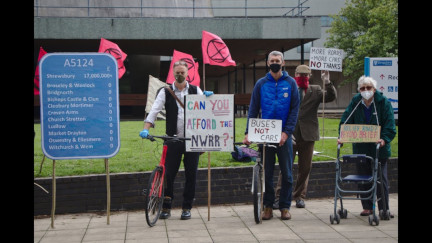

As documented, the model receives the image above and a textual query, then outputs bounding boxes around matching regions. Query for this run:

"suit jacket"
[293,82,337,142]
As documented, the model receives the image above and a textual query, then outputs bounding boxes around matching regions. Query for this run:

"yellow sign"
[339,124,381,143]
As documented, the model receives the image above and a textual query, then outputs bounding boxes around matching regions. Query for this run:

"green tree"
[325,0,398,85]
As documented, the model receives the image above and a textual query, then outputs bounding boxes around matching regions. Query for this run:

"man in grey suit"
[274,64,337,209]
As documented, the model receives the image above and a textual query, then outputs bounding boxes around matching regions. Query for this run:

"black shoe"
[159,209,171,219]
[296,199,305,208]
[273,198,279,209]
[181,209,191,220]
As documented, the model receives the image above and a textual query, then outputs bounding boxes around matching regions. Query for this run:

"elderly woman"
[338,75,396,217]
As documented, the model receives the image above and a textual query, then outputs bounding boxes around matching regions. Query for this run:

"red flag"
[98,38,127,79]
[166,50,200,87]
[34,47,47,95]
[201,30,236,67]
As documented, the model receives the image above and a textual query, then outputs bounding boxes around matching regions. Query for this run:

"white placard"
[185,94,234,152]
[247,118,282,143]
[309,47,344,72]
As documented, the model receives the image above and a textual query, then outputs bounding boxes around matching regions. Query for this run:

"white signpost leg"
[51,160,56,228]
[105,158,110,225]
[208,152,211,221]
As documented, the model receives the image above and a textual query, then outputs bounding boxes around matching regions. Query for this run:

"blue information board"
[364,57,398,120]
[39,53,120,159]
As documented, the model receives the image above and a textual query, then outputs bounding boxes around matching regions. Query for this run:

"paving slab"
[34,193,398,242]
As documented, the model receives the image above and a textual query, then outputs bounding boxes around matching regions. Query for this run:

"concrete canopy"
[34,17,321,76]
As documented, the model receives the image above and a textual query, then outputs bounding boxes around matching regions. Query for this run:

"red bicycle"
[143,135,190,227]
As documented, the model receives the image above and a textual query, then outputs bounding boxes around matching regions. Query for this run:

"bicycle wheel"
[252,164,262,224]
[145,166,164,227]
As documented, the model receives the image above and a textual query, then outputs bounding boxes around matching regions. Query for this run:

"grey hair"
[268,51,284,61]
[173,59,188,69]
[357,75,377,91]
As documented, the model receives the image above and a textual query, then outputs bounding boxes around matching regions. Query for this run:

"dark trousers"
[357,157,390,211]
[292,140,315,200]
[275,140,315,201]
[263,136,294,210]
[162,140,200,210]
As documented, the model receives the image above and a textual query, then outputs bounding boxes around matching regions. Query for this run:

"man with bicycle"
[140,60,213,220]
[273,65,337,209]
[243,51,300,220]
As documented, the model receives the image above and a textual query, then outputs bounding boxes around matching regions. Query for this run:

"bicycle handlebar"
[233,141,277,149]
[266,144,278,148]
[145,135,191,142]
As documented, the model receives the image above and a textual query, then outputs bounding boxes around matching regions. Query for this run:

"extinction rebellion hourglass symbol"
[104,48,124,69]
[181,58,197,84]
[206,39,231,63]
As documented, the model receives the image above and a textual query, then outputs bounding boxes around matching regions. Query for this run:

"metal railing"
[34,0,309,18]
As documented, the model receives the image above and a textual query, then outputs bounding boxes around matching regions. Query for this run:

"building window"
[321,16,334,27]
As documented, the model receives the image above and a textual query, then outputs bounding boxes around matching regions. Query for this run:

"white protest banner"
[309,47,344,72]
[185,94,234,152]
[146,75,168,119]
[247,118,282,143]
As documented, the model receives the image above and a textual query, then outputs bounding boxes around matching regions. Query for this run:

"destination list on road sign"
[39,53,120,159]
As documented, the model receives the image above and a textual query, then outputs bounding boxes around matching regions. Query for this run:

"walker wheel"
[329,214,334,224]
[368,214,379,226]
[338,209,348,219]
[330,214,340,224]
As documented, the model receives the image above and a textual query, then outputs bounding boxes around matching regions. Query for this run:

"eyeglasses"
[173,60,188,68]
[359,86,373,91]
[174,61,186,65]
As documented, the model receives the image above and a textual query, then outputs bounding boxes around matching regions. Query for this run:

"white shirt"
[144,82,203,137]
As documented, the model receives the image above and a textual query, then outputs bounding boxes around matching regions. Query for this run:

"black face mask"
[175,74,185,83]
[269,63,281,73]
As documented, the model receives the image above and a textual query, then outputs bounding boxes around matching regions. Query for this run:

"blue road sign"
[364,57,398,119]
[39,53,120,159]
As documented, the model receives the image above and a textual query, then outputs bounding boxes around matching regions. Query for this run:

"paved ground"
[34,193,398,242]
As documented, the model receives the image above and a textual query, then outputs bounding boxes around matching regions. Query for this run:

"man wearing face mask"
[139,60,213,220]
[243,51,300,220]
[273,65,337,209]
[338,75,396,217]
